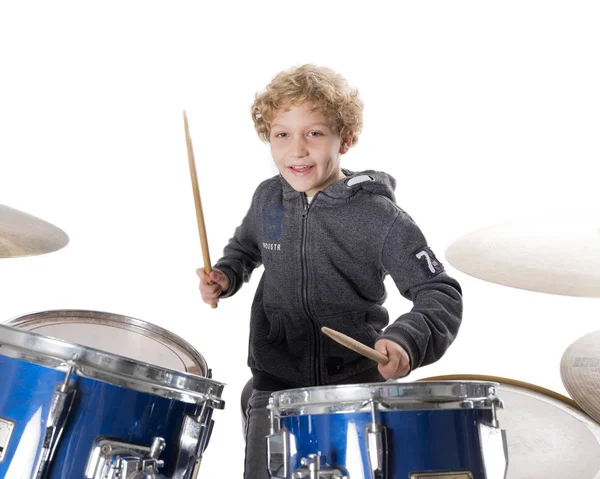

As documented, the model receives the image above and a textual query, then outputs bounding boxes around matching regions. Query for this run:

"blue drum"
[267,381,508,479]
[0,310,225,479]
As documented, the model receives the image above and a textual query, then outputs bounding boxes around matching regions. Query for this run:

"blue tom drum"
[0,310,224,479]
[267,381,508,479]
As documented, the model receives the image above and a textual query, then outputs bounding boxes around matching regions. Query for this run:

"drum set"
[1,205,599,479]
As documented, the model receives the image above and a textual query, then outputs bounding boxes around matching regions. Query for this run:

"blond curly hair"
[251,64,363,146]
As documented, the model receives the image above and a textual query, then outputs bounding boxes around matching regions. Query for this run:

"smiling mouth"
[289,165,315,175]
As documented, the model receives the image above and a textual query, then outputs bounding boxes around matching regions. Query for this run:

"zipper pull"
[302,202,308,218]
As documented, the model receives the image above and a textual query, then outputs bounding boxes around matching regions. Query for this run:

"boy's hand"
[374,339,411,379]
[196,268,230,306]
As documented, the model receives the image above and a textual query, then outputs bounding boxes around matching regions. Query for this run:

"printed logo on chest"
[262,203,282,251]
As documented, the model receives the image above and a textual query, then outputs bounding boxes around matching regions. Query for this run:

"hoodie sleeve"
[380,209,463,371]
[214,190,263,298]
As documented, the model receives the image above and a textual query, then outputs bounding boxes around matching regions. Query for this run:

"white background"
[1,1,599,477]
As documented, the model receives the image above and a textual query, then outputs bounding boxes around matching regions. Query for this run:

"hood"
[280,169,397,203]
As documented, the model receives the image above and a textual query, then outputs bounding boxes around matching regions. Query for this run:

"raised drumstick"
[321,326,389,365]
[184,110,217,309]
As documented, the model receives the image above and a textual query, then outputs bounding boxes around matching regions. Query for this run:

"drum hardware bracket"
[0,417,15,462]
[266,428,290,479]
[357,398,392,413]
[292,454,349,479]
[266,400,350,479]
[32,365,77,479]
[267,398,291,479]
[84,436,166,479]
[364,398,388,479]
[173,401,215,479]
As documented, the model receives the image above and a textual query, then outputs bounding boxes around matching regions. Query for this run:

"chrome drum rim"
[270,380,501,416]
[0,310,224,406]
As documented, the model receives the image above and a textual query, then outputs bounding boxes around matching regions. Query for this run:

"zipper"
[300,193,321,385]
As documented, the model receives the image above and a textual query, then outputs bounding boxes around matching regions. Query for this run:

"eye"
[308,131,323,137]
[274,132,289,138]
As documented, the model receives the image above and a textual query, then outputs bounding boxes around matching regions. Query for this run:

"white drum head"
[5,309,207,376]
[422,375,600,479]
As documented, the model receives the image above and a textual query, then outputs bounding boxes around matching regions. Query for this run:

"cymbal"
[0,204,69,258]
[561,330,600,424]
[445,218,600,297]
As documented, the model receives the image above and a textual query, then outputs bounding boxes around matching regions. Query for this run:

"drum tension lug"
[478,392,508,479]
[32,365,77,479]
[365,398,388,479]
[173,400,217,479]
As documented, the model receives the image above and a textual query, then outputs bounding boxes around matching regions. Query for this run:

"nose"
[289,135,308,158]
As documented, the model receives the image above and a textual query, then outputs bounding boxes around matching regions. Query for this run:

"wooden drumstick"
[184,110,217,309]
[321,326,389,365]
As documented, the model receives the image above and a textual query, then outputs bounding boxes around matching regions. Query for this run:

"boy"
[198,64,463,478]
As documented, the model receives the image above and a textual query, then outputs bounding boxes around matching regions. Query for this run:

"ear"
[339,133,354,154]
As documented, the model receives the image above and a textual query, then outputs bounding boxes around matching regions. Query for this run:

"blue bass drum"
[0,310,225,479]
[267,381,508,479]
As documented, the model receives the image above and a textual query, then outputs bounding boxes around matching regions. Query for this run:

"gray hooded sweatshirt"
[215,169,463,390]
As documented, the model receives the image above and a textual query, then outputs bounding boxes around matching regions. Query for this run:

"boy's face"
[269,104,352,197]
